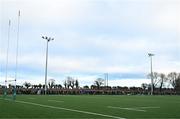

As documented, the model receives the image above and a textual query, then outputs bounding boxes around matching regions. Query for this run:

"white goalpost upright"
[15,10,20,84]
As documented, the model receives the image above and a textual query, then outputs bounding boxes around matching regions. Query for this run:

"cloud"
[108,78,150,87]
[1,0,180,86]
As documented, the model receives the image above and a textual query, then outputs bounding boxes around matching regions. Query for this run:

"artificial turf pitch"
[0,95,180,119]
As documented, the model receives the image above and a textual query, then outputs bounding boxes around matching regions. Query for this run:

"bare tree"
[168,72,180,91]
[159,73,166,92]
[70,80,75,89]
[23,82,31,89]
[168,72,179,88]
[147,72,159,89]
[94,78,105,89]
[48,79,55,89]
[141,83,148,90]
[57,84,62,89]
[65,76,76,89]
[64,80,67,89]
[67,77,72,89]
[175,75,180,91]
[75,79,79,89]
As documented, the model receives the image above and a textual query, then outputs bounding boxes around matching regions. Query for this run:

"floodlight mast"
[148,53,155,95]
[104,73,108,89]
[42,36,54,95]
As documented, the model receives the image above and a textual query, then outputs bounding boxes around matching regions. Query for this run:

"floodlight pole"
[106,73,108,87]
[42,36,54,95]
[104,73,108,90]
[148,53,154,95]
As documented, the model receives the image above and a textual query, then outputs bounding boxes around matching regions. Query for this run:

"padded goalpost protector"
[3,80,16,101]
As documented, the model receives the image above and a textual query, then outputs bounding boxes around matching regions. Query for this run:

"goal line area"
[0,79,16,100]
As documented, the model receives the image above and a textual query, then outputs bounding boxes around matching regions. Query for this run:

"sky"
[0,0,180,87]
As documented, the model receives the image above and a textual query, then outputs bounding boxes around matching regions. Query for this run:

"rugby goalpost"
[2,10,20,101]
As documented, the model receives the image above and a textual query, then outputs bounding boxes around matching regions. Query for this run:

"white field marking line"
[137,106,160,109]
[48,100,64,103]
[15,100,126,119]
[0,98,13,101]
[0,118,178,119]
[108,106,161,112]
[107,106,146,112]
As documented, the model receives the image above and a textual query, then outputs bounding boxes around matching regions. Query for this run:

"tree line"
[0,72,180,95]
[144,72,180,93]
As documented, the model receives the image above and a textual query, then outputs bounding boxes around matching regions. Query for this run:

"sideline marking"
[48,100,64,103]
[108,106,146,112]
[15,100,126,119]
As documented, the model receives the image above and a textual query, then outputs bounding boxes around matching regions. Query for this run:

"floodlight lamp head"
[148,53,154,57]
[52,38,54,41]
[42,36,45,39]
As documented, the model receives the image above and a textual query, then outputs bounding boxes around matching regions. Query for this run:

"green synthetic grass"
[0,95,180,119]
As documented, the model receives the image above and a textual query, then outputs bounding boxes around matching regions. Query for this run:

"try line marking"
[108,106,160,112]
[14,100,125,119]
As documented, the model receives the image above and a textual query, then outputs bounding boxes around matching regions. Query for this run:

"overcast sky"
[0,0,180,87]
